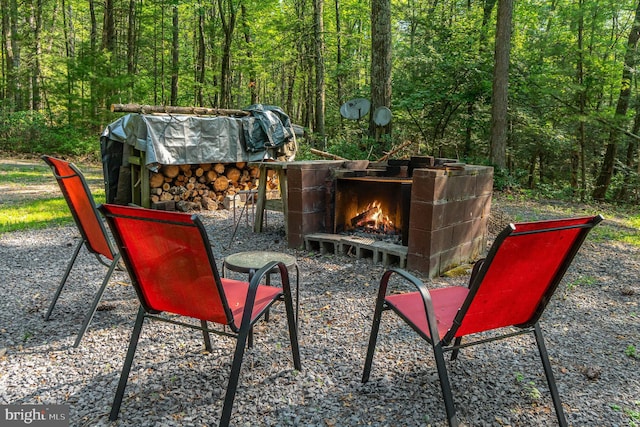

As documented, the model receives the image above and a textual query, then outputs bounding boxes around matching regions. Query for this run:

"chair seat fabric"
[385,286,469,340]
[222,277,283,329]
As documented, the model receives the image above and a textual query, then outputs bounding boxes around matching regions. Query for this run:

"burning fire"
[350,201,398,234]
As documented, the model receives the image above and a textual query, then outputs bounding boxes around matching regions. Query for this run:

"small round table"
[222,251,299,325]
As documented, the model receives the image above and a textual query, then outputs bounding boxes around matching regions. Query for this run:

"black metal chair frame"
[42,155,121,347]
[362,215,604,427]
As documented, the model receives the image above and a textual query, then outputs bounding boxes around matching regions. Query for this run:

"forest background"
[1,0,640,204]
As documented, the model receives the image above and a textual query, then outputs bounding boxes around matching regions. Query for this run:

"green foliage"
[491,167,528,192]
[0,111,99,158]
[310,130,390,161]
[0,0,639,204]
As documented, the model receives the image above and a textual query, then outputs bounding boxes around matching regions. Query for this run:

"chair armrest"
[379,268,442,344]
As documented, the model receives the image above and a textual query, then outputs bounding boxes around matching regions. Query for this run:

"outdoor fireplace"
[334,177,411,245]
[284,159,493,278]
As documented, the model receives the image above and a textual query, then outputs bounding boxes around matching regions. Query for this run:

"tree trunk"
[369,0,392,142]
[592,0,640,200]
[489,0,513,169]
[196,1,206,106]
[88,0,97,117]
[218,0,237,109]
[335,0,344,109]
[127,0,137,99]
[479,0,497,52]
[30,0,43,111]
[5,0,22,111]
[574,0,586,200]
[241,4,257,105]
[100,0,116,120]
[314,0,326,137]
[171,5,179,106]
[61,0,74,123]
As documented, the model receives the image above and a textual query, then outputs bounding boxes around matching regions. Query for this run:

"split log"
[150,173,164,188]
[162,165,180,179]
[213,163,225,174]
[351,206,380,228]
[225,167,241,183]
[213,176,230,192]
[206,170,218,183]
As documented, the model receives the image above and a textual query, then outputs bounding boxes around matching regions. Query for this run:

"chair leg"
[432,342,459,427]
[362,296,385,383]
[533,323,568,427]
[45,239,84,320]
[110,306,146,421]
[201,320,213,352]
[283,282,302,371]
[73,254,120,348]
[220,325,250,427]
[450,337,462,361]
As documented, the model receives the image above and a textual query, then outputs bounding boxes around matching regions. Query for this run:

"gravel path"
[0,197,638,426]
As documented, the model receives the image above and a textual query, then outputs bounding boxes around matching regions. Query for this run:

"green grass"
[0,167,52,183]
[0,161,104,234]
[0,191,106,233]
[590,215,640,247]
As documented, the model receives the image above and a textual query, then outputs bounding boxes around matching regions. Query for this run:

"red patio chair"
[99,203,301,427]
[42,155,121,348]
[362,214,604,427]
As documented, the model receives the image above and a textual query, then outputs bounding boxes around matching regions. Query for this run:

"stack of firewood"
[149,162,279,211]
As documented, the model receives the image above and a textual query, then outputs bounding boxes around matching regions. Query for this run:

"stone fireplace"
[283,159,493,278]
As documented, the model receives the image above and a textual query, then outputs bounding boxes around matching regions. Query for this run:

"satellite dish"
[340,98,371,120]
[373,106,392,126]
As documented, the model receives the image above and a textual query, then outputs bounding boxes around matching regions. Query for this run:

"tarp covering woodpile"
[101,104,296,169]
[100,104,297,205]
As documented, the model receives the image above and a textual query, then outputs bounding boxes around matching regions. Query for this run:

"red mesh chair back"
[42,155,119,347]
[449,216,601,340]
[99,203,231,325]
[42,155,114,260]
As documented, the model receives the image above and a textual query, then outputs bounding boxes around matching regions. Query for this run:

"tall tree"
[369,0,392,141]
[218,0,237,108]
[313,0,326,137]
[334,0,344,108]
[30,0,43,111]
[171,4,179,105]
[574,0,587,200]
[195,1,206,106]
[240,3,257,105]
[593,0,640,200]
[5,0,22,111]
[127,0,138,98]
[489,0,513,169]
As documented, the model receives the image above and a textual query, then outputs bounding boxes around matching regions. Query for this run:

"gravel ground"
[0,195,638,426]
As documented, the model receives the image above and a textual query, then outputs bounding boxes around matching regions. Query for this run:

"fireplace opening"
[334,177,412,245]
